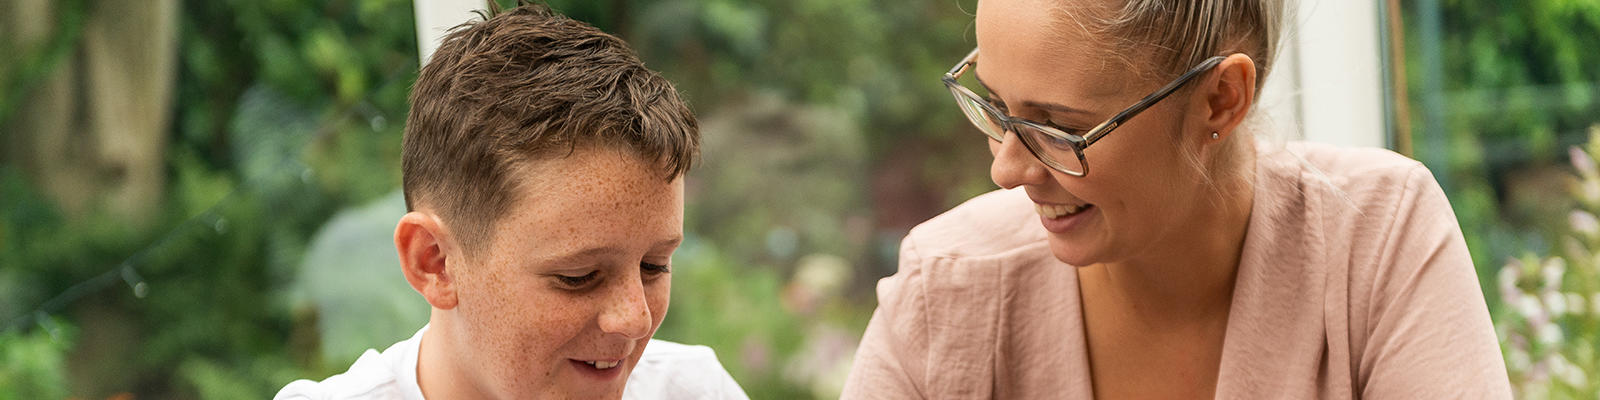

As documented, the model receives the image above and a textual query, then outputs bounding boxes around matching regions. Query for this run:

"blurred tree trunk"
[3,1,181,397]
[1,0,179,228]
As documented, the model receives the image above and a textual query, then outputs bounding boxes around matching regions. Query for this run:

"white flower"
[1567,293,1589,315]
[1571,211,1600,237]
[1570,146,1597,177]
[1536,322,1564,347]
[1518,296,1549,325]
[1498,261,1523,299]
[1506,345,1532,371]
[1548,353,1588,388]
[1540,258,1567,292]
[1542,291,1569,317]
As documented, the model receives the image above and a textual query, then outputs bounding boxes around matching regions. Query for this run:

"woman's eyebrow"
[974,71,1001,99]
[974,70,1096,116]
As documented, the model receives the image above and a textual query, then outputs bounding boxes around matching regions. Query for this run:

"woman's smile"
[1034,201,1099,234]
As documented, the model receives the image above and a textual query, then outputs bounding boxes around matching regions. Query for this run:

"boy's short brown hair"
[402,3,698,252]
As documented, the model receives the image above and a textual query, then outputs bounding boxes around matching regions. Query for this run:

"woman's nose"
[989,131,1050,189]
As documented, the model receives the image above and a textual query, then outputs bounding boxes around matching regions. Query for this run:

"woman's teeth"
[583,360,621,369]
[1035,203,1090,219]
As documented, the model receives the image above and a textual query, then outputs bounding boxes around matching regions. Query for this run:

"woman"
[843,0,1511,398]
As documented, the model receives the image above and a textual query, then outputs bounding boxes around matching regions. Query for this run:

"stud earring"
[1210,132,1220,140]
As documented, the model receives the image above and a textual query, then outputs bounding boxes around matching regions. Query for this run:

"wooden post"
[1386,0,1414,157]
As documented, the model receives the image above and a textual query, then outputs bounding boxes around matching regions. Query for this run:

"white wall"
[413,0,489,64]
[1258,0,1390,149]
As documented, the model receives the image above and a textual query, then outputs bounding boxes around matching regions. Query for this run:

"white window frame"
[1258,0,1392,149]
[413,0,489,65]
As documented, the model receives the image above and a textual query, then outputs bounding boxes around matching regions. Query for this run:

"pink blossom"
[1570,210,1600,237]
[1572,146,1598,177]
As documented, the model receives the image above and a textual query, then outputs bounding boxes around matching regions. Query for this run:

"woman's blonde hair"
[1061,0,1293,198]
[1088,0,1288,93]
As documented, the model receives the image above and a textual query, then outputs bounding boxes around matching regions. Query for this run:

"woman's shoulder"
[1276,141,1428,190]
[899,188,1050,262]
[878,188,1054,319]
[847,190,1064,399]
[1253,142,1508,397]
[1264,141,1441,225]
[1251,141,1466,290]
[1257,140,1469,287]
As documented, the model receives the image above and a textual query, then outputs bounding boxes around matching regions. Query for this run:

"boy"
[275,3,745,399]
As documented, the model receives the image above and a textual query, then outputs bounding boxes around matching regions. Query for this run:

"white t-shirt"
[274,325,748,400]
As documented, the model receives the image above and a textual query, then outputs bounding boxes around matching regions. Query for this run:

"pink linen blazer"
[842,143,1511,399]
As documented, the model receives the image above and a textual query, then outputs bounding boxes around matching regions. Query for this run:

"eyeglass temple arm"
[946,48,982,78]
[1082,56,1228,146]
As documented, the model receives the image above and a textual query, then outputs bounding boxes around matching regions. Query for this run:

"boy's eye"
[641,262,671,276]
[557,271,599,288]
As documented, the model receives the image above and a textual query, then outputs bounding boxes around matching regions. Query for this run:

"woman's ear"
[1195,53,1258,141]
[395,211,460,309]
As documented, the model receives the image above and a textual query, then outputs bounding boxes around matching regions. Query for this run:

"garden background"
[2,0,1598,398]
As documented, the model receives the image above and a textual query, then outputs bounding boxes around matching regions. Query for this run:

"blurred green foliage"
[3,0,1596,398]
[1403,0,1600,301]
[1402,1,1600,395]
[4,0,421,397]
[0,317,73,400]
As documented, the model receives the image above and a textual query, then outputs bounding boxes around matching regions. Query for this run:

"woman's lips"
[1034,202,1091,219]
[1035,203,1096,234]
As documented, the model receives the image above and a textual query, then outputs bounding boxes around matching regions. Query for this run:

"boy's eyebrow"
[654,236,684,251]
[973,71,1096,116]
[541,236,685,268]
[543,247,613,268]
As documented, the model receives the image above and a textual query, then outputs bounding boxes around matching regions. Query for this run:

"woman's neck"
[1079,154,1257,326]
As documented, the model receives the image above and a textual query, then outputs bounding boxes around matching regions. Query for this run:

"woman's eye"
[1039,122,1087,145]
[1023,128,1078,152]
[1043,134,1075,149]
[987,96,1008,112]
[1045,120,1086,135]
[557,271,599,288]
[641,262,671,276]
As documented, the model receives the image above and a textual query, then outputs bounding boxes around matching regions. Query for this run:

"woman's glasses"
[942,48,1225,176]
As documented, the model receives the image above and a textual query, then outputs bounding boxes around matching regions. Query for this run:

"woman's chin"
[1046,237,1099,267]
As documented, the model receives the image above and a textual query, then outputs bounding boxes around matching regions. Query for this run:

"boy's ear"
[395,211,459,309]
